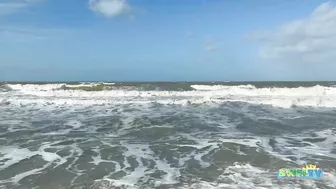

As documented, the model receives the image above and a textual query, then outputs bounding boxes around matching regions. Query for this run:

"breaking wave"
[1,83,336,108]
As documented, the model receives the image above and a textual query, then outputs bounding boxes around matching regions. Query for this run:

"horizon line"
[1,80,336,83]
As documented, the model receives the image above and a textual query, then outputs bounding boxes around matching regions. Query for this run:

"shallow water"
[0,82,336,189]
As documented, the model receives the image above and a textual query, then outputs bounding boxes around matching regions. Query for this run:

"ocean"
[0,82,336,189]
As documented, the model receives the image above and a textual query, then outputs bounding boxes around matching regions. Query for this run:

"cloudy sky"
[1,0,336,81]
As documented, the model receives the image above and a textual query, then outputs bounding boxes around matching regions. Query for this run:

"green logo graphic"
[277,164,323,180]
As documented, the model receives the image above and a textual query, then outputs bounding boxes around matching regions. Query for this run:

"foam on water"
[0,143,69,185]
[0,146,63,167]
[1,84,336,108]
[0,147,33,170]
[258,128,336,166]
[1,83,336,188]
[175,163,336,189]
[65,120,83,129]
[191,84,256,91]
[6,83,114,91]
[8,84,66,91]
[98,142,181,187]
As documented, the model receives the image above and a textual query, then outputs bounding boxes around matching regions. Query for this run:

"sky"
[1,0,336,81]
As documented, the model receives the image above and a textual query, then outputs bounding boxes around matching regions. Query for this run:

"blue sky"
[1,0,336,81]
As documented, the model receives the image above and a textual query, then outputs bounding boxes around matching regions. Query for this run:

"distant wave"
[1,83,336,108]
[190,84,256,91]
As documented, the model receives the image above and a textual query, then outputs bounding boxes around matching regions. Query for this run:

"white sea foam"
[65,120,82,129]
[0,147,33,170]
[12,164,50,183]
[257,128,336,167]
[8,84,66,91]
[1,83,336,188]
[323,171,336,188]
[0,143,68,184]
[175,163,336,189]
[5,84,336,97]
[123,143,179,185]
[2,84,336,108]
[191,84,256,91]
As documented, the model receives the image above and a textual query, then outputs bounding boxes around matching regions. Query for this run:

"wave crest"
[1,83,336,108]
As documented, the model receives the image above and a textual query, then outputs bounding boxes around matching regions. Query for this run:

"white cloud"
[250,1,336,64]
[0,0,42,15]
[89,0,131,18]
